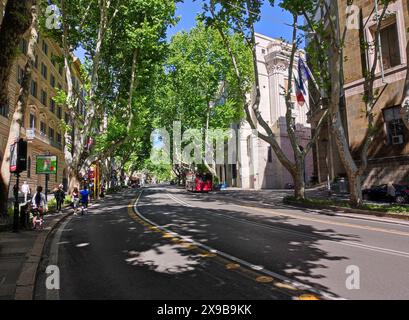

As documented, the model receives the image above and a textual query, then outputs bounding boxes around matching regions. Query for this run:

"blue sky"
[76,1,295,61]
[167,0,295,41]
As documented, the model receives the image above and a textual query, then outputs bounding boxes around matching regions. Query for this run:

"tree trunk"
[348,173,362,207]
[0,0,33,109]
[327,2,362,207]
[293,157,306,200]
[0,2,37,215]
[68,168,81,192]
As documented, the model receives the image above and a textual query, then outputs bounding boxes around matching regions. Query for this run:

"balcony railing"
[25,129,63,151]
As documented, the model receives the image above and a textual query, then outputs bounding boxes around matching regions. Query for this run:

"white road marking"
[168,193,409,259]
[135,190,342,300]
[46,216,72,301]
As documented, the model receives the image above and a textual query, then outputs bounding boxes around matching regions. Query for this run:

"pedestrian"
[71,187,80,215]
[21,181,31,203]
[80,185,90,215]
[31,186,47,230]
[54,184,65,213]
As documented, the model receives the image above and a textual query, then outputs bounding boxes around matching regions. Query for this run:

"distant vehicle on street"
[362,184,409,204]
[186,172,213,193]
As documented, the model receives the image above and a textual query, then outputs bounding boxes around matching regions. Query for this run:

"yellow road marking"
[299,294,320,300]
[275,282,298,291]
[181,243,197,250]
[256,276,274,283]
[200,253,217,258]
[225,263,241,270]
[238,205,409,237]
[128,196,323,300]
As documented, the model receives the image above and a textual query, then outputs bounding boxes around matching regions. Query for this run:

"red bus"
[186,172,213,193]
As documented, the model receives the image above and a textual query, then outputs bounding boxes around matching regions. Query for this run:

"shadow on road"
[135,188,354,298]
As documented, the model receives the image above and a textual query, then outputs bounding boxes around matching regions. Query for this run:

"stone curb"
[13,209,73,300]
[283,199,409,222]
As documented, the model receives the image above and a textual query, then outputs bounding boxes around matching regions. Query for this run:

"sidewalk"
[209,186,409,225]
[0,210,71,300]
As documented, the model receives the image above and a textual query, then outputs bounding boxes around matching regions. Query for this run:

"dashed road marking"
[129,190,337,300]
[256,276,274,283]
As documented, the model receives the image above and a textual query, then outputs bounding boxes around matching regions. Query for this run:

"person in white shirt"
[21,181,31,203]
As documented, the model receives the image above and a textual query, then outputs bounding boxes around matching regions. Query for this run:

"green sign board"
[36,155,58,175]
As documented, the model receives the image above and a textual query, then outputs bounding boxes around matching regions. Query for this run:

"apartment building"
[0,26,86,197]
[311,0,409,187]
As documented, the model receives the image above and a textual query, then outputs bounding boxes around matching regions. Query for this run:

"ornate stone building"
[0,15,86,197]
[232,33,313,189]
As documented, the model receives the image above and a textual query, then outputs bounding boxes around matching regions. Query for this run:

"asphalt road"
[35,186,409,300]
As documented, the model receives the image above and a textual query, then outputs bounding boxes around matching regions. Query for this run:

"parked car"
[362,184,409,204]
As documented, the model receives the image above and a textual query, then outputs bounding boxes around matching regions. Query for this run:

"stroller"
[30,205,44,230]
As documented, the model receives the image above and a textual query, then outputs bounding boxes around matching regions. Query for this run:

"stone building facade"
[222,33,313,190]
[311,0,409,188]
[0,17,85,197]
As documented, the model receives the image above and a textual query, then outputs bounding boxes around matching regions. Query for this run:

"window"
[57,132,62,144]
[49,127,55,141]
[379,21,401,70]
[19,39,28,55]
[42,40,48,56]
[59,65,63,76]
[64,112,69,124]
[383,106,405,145]
[50,74,55,87]
[30,80,37,97]
[41,63,48,79]
[50,98,55,113]
[17,66,24,85]
[262,49,266,54]
[0,102,9,118]
[267,147,273,163]
[40,90,47,106]
[57,106,62,119]
[29,113,36,129]
[40,121,46,134]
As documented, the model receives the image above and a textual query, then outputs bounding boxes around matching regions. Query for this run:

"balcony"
[24,129,63,151]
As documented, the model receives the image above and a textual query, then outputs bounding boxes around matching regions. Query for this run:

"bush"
[284,196,409,214]
[48,198,57,211]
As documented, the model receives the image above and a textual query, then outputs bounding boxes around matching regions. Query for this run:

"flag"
[298,57,310,96]
[295,76,305,107]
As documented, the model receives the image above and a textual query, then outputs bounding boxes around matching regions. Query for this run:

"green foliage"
[151,22,251,164]
[285,196,409,214]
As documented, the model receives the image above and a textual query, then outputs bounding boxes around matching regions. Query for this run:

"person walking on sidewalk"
[21,181,31,203]
[80,185,90,215]
[71,187,80,215]
[54,184,65,213]
[31,186,47,230]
